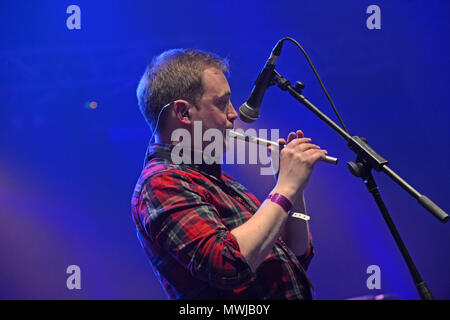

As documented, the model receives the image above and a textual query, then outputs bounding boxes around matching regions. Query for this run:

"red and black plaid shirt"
[131,143,314,299]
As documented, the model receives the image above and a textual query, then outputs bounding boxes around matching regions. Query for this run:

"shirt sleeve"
[138,168,254,290]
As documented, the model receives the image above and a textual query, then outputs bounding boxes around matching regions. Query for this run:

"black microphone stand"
[272,69,448,300]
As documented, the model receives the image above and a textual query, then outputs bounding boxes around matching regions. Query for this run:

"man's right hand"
[270,130,327,202]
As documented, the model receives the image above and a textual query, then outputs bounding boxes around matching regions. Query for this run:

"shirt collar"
[145,142,222,179]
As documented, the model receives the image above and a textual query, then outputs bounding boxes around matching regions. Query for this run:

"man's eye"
[217,101,228,110]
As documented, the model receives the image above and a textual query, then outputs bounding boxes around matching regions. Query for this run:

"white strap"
[289,212,310,221]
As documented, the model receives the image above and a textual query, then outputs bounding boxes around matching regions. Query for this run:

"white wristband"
[289,211,310,221]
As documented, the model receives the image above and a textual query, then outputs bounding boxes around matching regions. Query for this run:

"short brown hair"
[136,48,229,132]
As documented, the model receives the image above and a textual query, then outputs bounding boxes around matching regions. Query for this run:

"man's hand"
[269,130,327,202]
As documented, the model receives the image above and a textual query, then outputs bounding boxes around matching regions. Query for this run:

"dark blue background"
[0,1,448,299]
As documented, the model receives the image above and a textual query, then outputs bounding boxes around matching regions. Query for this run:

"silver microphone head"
[238,102,260,123]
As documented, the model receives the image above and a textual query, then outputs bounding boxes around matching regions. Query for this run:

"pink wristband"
[268,193,293,213]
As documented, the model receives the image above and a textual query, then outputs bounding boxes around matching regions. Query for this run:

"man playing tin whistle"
[132,48,328,299]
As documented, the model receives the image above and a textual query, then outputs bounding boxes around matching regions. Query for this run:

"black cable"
[278,37,350,134]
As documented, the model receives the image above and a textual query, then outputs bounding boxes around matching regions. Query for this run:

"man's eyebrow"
[214,92,231,102]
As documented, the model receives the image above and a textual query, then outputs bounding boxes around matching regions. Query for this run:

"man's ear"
[173,100,191,124]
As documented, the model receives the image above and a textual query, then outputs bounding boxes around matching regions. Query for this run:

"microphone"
[239,41,283,123]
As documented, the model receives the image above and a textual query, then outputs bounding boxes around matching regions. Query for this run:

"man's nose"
[227,103,238,122]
